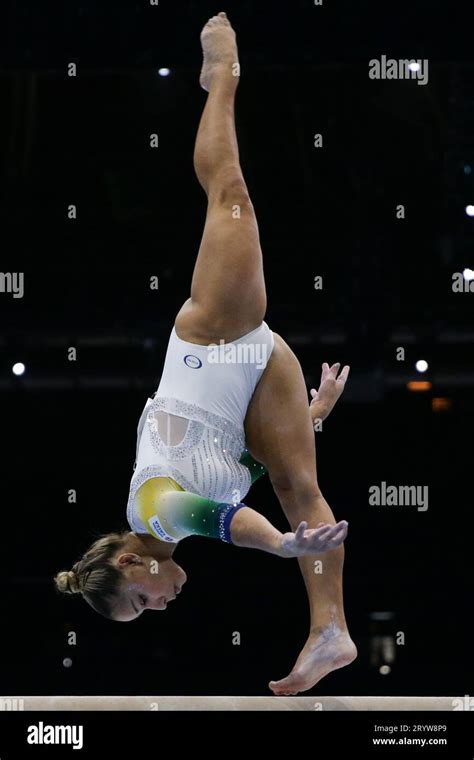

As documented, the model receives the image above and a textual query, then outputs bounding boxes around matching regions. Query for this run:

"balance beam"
[0,696,457,711]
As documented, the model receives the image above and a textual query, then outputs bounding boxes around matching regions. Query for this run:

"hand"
[310,362,350,423]
[280,520,349,557]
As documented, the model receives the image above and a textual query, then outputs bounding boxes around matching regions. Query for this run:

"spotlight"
[158,68,171,77]
[432,397,452,412]
[415,359,428,373]
[12,362,25,376]
[463,268,474,281]
[407,380,432,392]
[379,665,391,675]
[464,165,472,175]
[465,205,474,217]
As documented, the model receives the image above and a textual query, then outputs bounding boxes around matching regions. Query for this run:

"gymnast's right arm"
[138,486,347,556]
[230,507,349,557]
[229,505,287,556]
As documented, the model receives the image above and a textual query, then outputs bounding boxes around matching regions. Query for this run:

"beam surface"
[0,696,457,711]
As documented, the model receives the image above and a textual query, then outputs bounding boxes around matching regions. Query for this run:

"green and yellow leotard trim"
[135,450,267,544]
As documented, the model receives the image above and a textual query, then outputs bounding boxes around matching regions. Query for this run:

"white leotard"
[127,321,274,535]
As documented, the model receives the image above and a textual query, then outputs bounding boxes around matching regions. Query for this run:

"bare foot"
[200,12,239,92]
[269,626,357,696]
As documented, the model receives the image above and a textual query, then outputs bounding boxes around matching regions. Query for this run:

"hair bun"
[55,570,81,595]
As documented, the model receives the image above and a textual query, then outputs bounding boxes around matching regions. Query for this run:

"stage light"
[464,165,472,175]
[407,380,432,392]
[370,612,394,621]
[12,362,25,376]
[415,359,428,373]
[158,68,171,77]
[432,397,452,412]
[465,205,474,217]
[463,268,474,281]
[62,658,73,668]
[379,665,391,675]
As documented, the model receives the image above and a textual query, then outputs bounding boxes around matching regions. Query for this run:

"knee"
[271,473,323,504]
[211,170,252,209]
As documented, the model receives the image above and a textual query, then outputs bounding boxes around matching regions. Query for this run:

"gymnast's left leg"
[175,12,266,345]
[244,334,357,695]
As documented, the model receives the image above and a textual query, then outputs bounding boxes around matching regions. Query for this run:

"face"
[111,554,187,622]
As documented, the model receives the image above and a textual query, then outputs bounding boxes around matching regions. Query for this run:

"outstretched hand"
[310,362,350,423]
[280,520,348,557]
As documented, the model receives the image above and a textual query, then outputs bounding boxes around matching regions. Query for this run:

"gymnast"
[55,12,357,695]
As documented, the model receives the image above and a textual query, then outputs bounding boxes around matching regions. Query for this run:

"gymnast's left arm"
[309,361,350,427]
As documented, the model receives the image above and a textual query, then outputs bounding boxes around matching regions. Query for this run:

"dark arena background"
[0,0,473,742]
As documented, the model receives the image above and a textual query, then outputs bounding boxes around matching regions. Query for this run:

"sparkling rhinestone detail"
[218,504,236,542]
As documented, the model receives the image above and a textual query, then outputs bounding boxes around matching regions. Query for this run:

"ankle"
[309,620,349,639]
[210,63,239,87]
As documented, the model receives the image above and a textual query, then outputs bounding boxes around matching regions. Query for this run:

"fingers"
[327,520,348,542]
[294,521,308,541]
[320,362,349,378]
[310,388,319,401]
[322,362,339,378]
[320,361,350,390]
[311,520,349,550]
[321,362,330,382]
[291,520,349,556]
[321,362,341,381]
[328,522,348,549]
[316,520,347,539]
[314,523,334,537]
[336,365,350,386]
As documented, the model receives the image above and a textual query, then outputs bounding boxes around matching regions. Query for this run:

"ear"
[116,553,143,567]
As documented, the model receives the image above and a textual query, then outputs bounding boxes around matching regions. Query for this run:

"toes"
[269,674,302,695]
[207,12,229,25]
[269,679,284,694]
[269,685,299,697]
[203,13,231,35]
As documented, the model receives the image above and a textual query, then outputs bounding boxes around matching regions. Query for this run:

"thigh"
[244,333,320,493]
[176,195,267,344]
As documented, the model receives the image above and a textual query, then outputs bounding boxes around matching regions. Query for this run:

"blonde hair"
[54,531,129,619]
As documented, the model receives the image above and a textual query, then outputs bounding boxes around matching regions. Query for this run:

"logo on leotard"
[184,354,202,369]
[149,515,177,543]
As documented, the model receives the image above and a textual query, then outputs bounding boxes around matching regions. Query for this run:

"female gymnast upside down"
[55,12,357,695]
